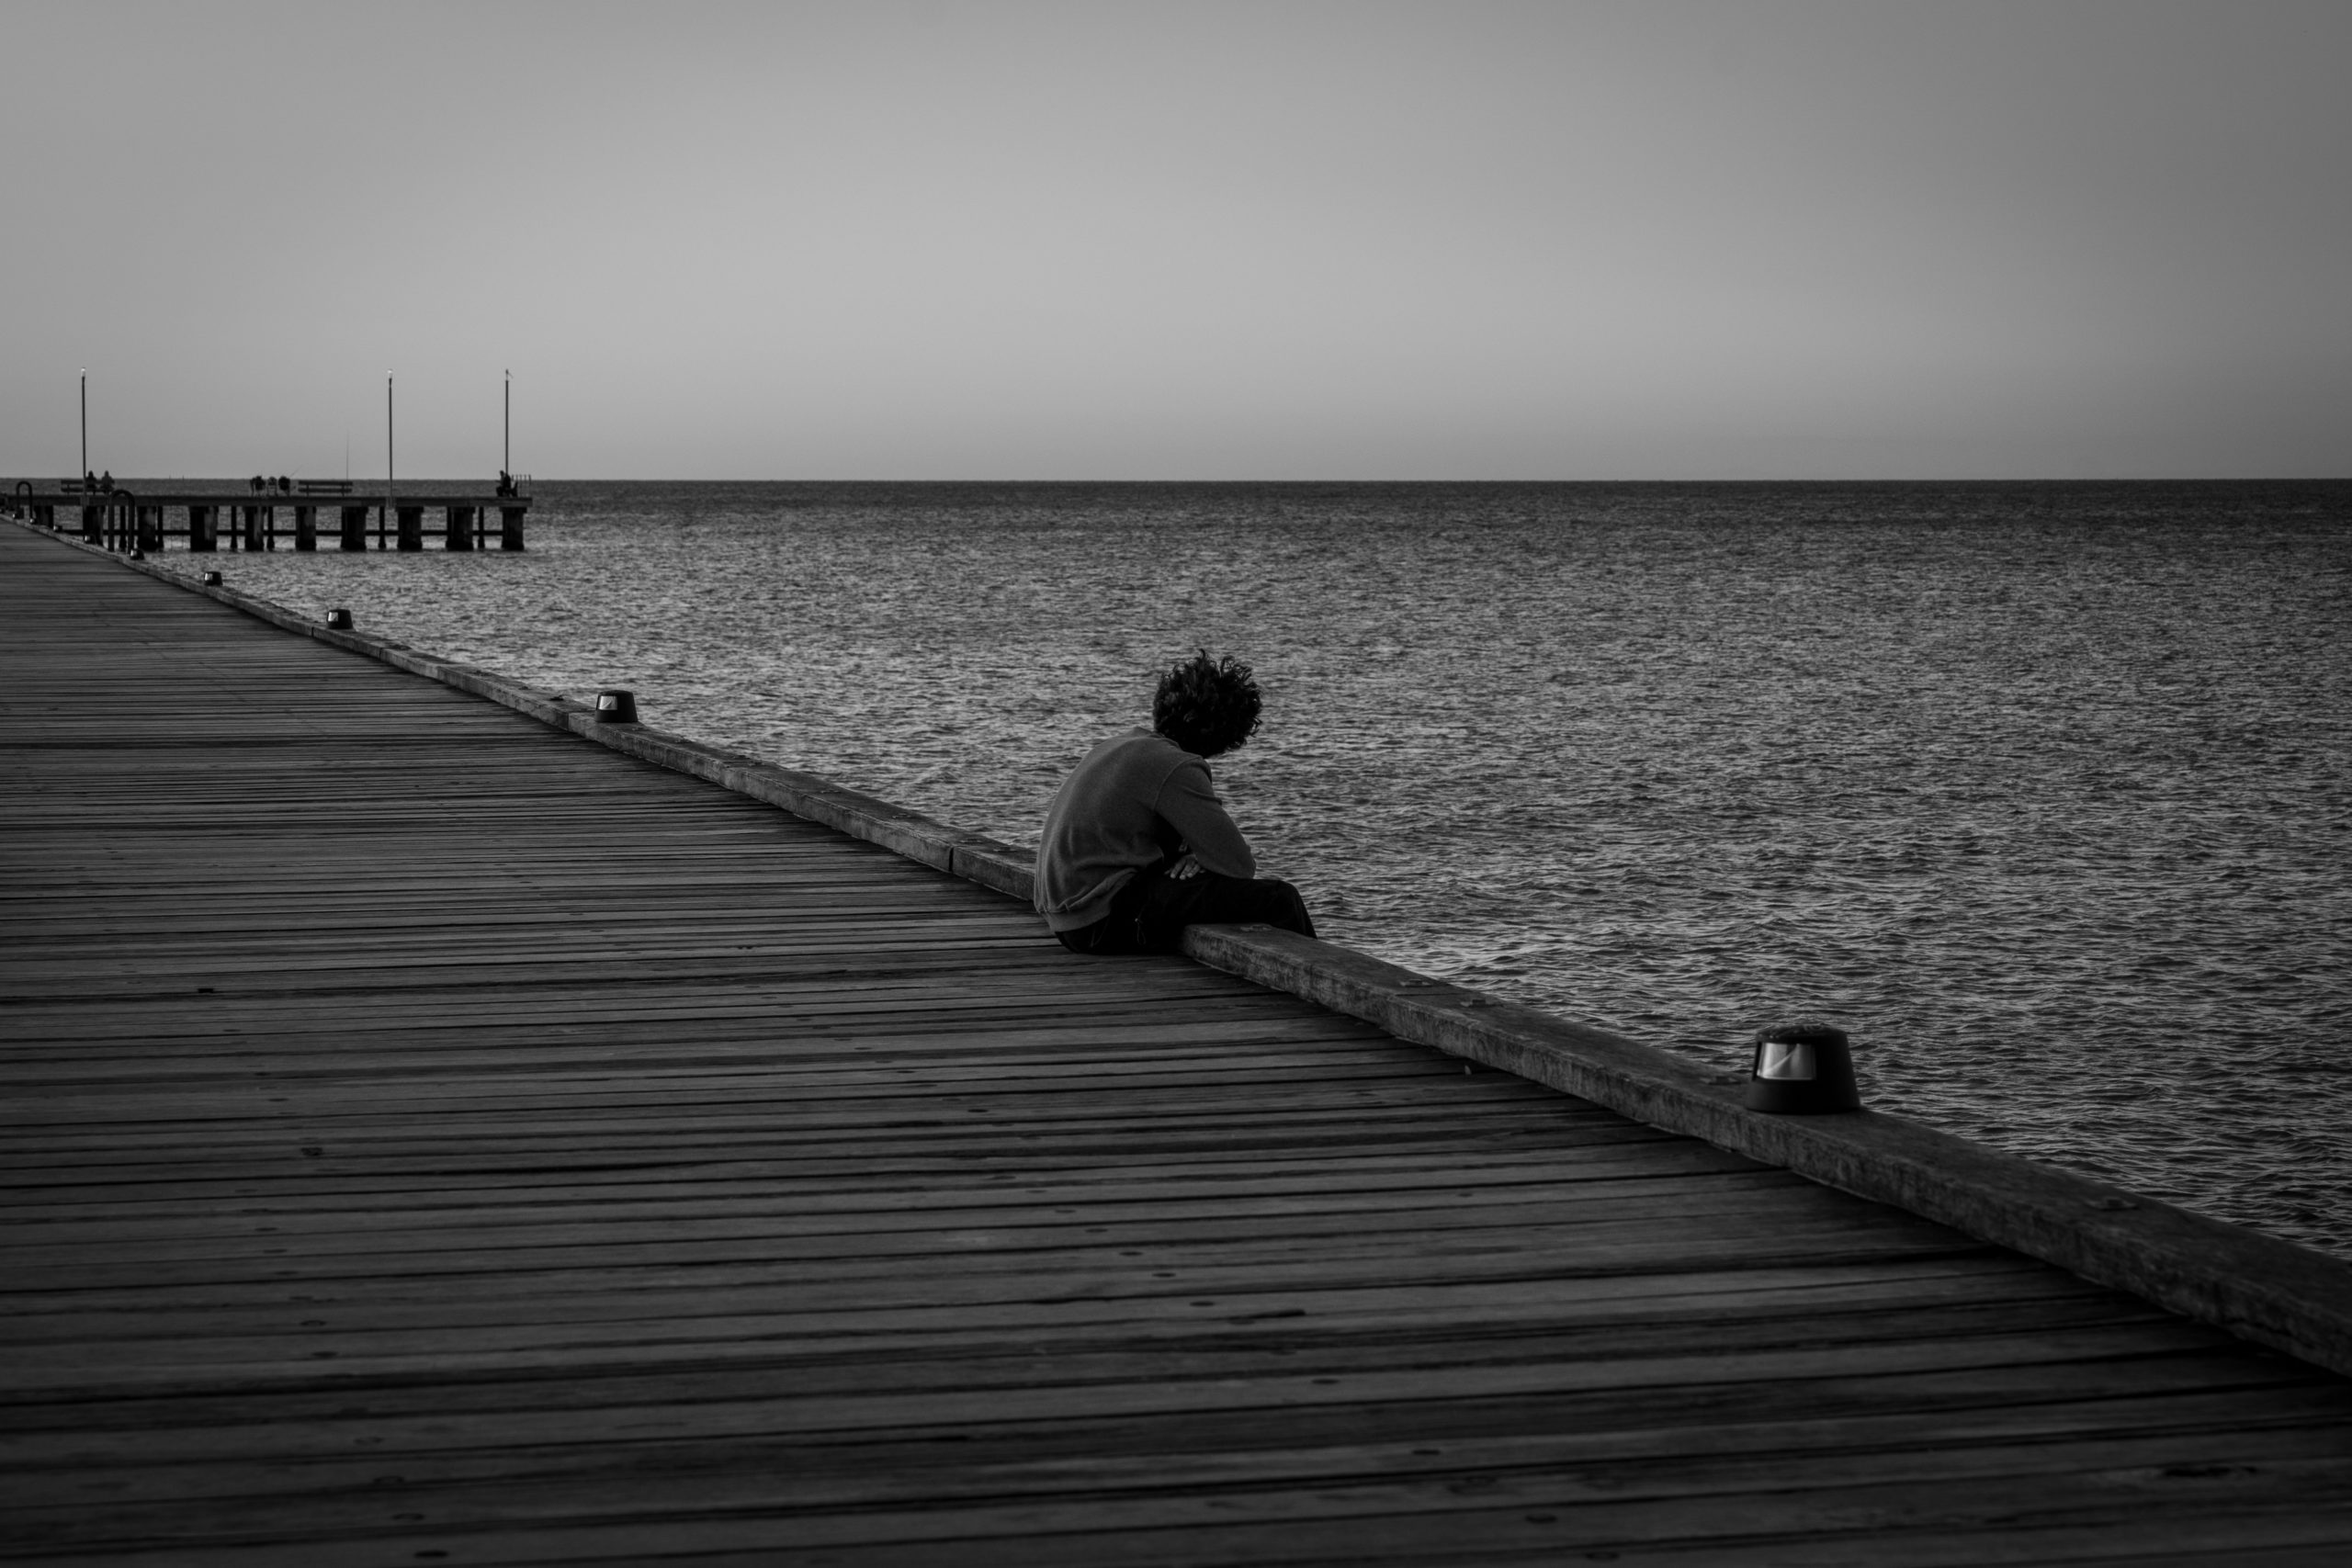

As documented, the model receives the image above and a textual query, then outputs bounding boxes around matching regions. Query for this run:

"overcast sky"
[5,0,2346,479]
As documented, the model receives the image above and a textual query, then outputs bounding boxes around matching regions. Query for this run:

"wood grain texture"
[6,521,2352,1566]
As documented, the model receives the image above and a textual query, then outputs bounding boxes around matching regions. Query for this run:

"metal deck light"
[1745,1021,1860,1113]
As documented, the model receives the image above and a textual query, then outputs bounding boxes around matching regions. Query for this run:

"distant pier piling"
[6,479,530,552]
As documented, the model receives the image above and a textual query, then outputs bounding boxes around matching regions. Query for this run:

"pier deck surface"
[5,524,2351,1565]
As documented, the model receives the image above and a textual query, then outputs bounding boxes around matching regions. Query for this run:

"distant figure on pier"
[97,469,113,492]
[277,475,291,493]
[83,470,96,492]
[496,470,517,497]
[249,475,266,493]
[1036,650,1316,955]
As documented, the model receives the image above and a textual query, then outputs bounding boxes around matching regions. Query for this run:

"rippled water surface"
[161,481,2352,1258]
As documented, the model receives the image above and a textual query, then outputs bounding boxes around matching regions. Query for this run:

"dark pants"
[1056,864,1316,955]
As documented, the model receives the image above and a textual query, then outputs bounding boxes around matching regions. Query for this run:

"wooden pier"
[6,479,531,553]
[6,520,2352,1565]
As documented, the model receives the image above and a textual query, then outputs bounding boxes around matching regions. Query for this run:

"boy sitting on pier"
[1036,651,1316,955]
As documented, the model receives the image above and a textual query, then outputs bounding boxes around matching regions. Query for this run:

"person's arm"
[1153,760,1255,880]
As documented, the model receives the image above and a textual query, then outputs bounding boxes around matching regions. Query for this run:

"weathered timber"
[6,517,2352,1566]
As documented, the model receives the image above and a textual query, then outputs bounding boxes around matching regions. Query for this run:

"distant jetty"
[7,476,533,552]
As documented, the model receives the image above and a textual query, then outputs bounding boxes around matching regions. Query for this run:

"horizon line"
[21,474,2352,487]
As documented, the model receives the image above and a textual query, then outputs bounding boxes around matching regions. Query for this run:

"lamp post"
[503,369,511,478]
[80,370,86,484]
[385,371,394,550]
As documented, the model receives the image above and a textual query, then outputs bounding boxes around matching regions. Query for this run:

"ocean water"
[150,481,2352,1258]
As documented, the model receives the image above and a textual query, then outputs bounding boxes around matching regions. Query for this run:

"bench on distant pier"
[296,479,355,496]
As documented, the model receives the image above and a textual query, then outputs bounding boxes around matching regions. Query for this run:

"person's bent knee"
[1249,877,1316,940]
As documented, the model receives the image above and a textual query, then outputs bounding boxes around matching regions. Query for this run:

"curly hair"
[1153,650,1262,759]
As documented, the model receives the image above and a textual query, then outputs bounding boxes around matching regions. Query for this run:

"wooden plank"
[3,1258,2088,1348]
[7,1384,2343,1520]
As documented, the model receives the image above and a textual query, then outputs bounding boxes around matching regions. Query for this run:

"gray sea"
[153,480,2352,1259]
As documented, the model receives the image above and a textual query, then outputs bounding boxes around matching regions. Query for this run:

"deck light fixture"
[325,608,354,630]
[594,688,639,724]
[200,570,223,586]
[1745,1021,1860,1113]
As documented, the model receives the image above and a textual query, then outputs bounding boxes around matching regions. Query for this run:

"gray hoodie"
[1034,728,1255,931]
